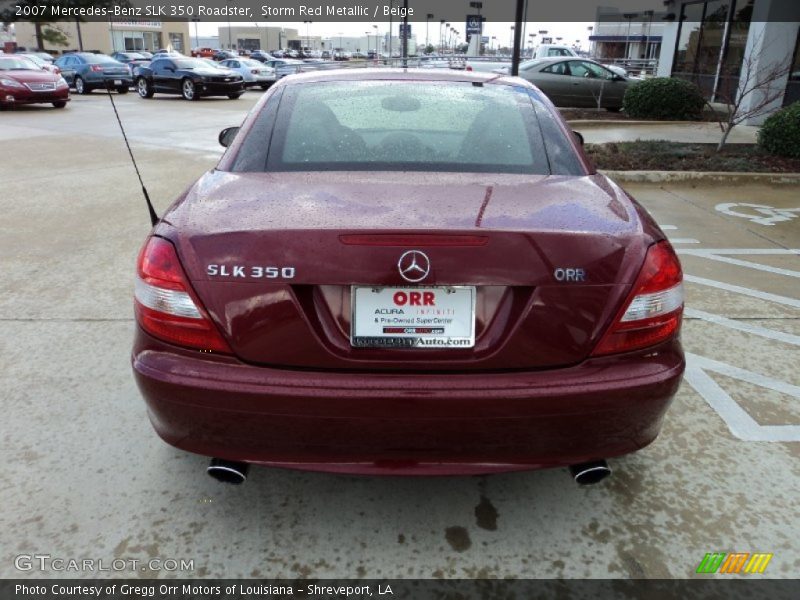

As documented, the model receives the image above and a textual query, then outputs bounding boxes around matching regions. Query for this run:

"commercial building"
[590,8,664,61]
[657,0,800,121]
[14,20,190,55]
[217,26,299,53]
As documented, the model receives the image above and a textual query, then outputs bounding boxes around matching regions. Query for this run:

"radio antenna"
[104,82,158,226]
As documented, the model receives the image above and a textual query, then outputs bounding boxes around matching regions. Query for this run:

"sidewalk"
[570,121,759,145]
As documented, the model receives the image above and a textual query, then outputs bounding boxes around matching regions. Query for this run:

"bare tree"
[711,33,792,152]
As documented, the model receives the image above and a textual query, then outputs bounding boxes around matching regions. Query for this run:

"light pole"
[623,13,638,62]
[226,0,232,51]
[587,26,594,56]
[439,20,445,54]
[372,24,378,58]
[528,33,535,57]
[509,26,514,54]
[303,20,311,53]
[426,13,433,49]
[192,18,200,51]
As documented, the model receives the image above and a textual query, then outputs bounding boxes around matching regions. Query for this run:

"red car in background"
[191,47,216,58]
[132,69,684,485]
[0,55,69,108]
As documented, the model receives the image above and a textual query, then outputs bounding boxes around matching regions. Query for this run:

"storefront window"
[672,0,752,99]
[785,29,800,106]
[169,33,184,53]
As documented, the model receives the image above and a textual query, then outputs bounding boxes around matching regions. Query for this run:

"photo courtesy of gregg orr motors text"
[15,584,391,597]
[14,554,193,573]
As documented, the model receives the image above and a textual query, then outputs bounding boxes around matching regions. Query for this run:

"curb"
[567,119,711,126]
[599,170,800,185]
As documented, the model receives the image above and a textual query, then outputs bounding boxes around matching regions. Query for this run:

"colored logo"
[696,552,773,574]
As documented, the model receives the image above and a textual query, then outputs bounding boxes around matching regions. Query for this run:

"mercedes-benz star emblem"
[398,250,431,283]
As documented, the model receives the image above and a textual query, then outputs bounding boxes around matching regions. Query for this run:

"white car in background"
[219,58,276,90]
[532,45,629,77]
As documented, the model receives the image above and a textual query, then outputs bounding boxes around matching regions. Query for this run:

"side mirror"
[612,74,626,82]
[572,131,584,146]
[218,126,240,148]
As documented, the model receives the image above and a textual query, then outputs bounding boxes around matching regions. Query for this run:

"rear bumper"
[133,329,684,475]
[83,74,133,87]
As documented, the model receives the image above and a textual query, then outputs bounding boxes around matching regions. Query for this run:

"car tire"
[607,107,622,113]
[52,101,67,109]
[182,78,199,101]
[260,84,270,90]
[75,76,90,95]
[117,86,129,94]
[137,77,154,98]
[228,92,244,100]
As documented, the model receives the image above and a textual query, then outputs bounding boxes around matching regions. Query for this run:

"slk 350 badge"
[207,265,296,279]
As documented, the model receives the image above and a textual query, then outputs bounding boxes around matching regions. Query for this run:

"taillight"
[592,241,683,356]
[134,237,231,353]
[53,67,61,74]
[90,65,103,72]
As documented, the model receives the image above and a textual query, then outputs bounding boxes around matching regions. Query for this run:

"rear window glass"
[260,81,569,175]
[83,54,118,64]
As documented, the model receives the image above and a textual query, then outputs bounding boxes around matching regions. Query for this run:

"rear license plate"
[113,79,122,85]
[351,286,475,349]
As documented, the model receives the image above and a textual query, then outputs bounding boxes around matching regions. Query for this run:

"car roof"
[277,68,533,88]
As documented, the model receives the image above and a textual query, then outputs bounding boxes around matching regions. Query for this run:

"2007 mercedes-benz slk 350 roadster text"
[132,69,685,484]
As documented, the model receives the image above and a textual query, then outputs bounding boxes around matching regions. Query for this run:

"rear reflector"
[134,237,231,354]
[592,241,684,356]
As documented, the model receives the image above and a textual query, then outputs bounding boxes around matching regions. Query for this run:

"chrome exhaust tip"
[569,460,611,485]
[207,458,249,484]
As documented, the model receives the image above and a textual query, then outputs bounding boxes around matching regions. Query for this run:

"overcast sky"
[190,0,666,48]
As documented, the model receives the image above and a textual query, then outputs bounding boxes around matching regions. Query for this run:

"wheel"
[260,83,270,90]
[228,92,243,100]
[52,101,67,109]
[607,106,622,113]
[75,76,90,94]
[137,77,154,98]
[116,86,129,94]
[181,78,199,101]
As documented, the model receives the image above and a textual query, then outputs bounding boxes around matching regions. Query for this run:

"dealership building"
[13,20,191,55]
[656,0,800,122]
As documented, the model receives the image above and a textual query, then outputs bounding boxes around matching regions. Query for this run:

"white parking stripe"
[684,275,800,309]
[680,252,800,278]
[669,238,700,244]
[679,249,800,255]
[685,353,800,442]
[685,308,800,346]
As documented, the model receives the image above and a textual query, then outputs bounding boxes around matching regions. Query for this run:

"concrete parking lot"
[1,92,798,580]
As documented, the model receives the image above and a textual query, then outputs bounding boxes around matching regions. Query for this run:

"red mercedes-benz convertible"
[132,69,684,484]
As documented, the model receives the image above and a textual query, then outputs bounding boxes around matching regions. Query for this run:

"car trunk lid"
[163,170,650,371]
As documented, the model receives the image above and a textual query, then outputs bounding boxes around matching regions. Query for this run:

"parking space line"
[685,353,800,442]
[669,238,700,244]
[680,252,800,278]
[680,249,800,255]
[684,308,800,346]
[684,275,800,309]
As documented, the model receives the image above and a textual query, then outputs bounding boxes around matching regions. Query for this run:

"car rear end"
[82,55,133,89]
[132,71,684,476]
